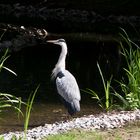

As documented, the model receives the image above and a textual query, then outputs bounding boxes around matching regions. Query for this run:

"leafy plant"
[0,32,40,139]
[117,28,140,110]
[82,62,114,112]
[0,93,23,115]
[5,85,40,140]
[0,49,23,115]
[24,85,40,139]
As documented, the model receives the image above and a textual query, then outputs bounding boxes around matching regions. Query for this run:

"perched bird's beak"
[47,40,58,44]
[47,39,65,45]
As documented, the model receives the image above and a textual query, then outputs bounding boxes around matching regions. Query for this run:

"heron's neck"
[52,43,67,79]
[56,43,67,69]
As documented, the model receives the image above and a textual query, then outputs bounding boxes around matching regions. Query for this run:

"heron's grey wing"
[56,70,81,103]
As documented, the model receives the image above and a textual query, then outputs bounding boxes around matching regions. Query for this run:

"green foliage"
[97,63,113,111]
[117,28,140,110]
[82,62,114,112]
[0,33,40,139]
[4,85,40,140]
[44,130,105,140]
[0,49,23,115]
[11,135,22,140]
[0,49,17,75]
[44,123,140,140]
[0,135,4,140]
[0,93,23,115]
[24,85,40,139]
[81,29,140,111]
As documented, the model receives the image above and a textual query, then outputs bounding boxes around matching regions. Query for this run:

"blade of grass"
[3,66,17,76]
[97,62,107,92]
[24,84,40,139]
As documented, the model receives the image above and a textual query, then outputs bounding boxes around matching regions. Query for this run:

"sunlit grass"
[24,85,40,139]
[0,49,24,116]
[117,28,140,110]
[82,62,114,112]
[43,121,140,140]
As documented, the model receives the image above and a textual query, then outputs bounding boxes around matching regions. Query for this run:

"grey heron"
[47,39,81,116]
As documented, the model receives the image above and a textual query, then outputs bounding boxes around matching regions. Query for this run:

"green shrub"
[117,28,140,110]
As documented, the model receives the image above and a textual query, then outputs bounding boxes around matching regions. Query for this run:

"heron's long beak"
[47,40,57,43]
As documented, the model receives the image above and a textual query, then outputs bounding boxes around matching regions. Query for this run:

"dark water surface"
[0,40,118,134]
[0,102,101,134]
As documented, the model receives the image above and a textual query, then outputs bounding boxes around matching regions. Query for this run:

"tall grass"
[0,85,40,140]
[24,85,40,139]
[82,62,114,112]
[0,49,17,75]
[0,32,40,139]
[117,29,140,110]
[0,49,23,115]
[82,29,140,111]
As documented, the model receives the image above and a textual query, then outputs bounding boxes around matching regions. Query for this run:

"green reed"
[116,28,140,110]
[0,49,23,115]
[24,85,40,139]
[82,62,113,112]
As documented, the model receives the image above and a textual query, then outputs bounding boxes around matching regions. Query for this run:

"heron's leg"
[61,112,73,122]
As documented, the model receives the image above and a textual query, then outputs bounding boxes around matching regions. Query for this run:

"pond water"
[0,102,101,134]
[0,32,120,135]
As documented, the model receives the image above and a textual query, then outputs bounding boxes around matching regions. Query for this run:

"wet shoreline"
[2,109,140,140]
[0,102,101,134]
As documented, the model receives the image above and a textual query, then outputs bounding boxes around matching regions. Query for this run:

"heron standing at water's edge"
[47,39,81,116]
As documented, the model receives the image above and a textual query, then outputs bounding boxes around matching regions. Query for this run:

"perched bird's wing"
[56,70,81,103]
